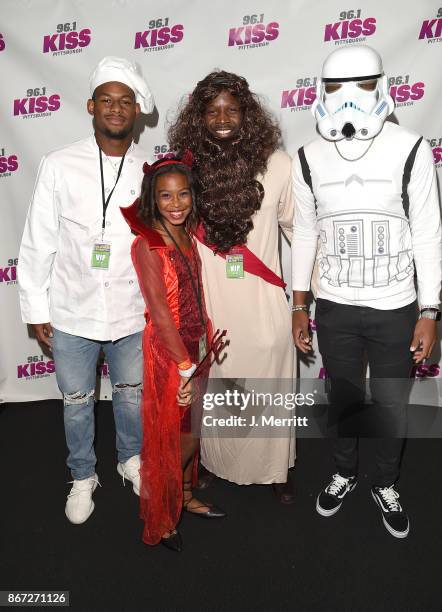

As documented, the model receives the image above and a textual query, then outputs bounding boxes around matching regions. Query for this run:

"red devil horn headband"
[142,149,194,175]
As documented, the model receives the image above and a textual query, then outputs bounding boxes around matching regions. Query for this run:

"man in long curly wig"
[169,70,280,251]
[168,70,295,501]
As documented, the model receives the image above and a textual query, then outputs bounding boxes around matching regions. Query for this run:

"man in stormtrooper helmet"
[292,45,441,538]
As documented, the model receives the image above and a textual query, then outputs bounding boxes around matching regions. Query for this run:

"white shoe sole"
[117,463,140,496]
[316,482,357,517]
[65,500,95,525]
[316,497,342,517]
[371,490,410,538]
[65,479,98,525]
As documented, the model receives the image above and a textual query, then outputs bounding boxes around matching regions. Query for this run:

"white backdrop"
[1,0,441,403]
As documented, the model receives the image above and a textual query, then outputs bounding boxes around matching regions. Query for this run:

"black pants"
[315,299,416,487]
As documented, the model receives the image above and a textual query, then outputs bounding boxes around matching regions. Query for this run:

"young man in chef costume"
[292,45,441,538]
[18,57,154,524]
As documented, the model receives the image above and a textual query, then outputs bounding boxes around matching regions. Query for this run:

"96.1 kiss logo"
[281,76,317,112]
[428,137,442,168]
[17,354,55,380]
[411,363,440,378]
[324,8,376,44]
[43,20,91,55]
[0,149,19,179]
[418,7,442,43]
[13,86,61,119]
[154,144,174,160]
[0,257,17,285]
[388,75,425,107]
[97,358,109,379]
[134,17,184,52]
[228,13,279,50]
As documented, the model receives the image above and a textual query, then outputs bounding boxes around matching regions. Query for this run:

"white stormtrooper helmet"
[312,45,394,141]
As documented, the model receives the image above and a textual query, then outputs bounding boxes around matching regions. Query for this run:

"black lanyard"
[159,218,205,329]
[99,148,125,235]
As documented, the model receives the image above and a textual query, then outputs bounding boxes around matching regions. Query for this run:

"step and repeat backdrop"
[1,0,441,402]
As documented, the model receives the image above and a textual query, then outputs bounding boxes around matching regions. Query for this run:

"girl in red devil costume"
[121,153,226,552]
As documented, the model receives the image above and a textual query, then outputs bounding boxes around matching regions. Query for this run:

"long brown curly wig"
[168,70,281,252]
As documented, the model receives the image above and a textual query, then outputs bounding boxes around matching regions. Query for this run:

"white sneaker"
[117,455,140,496]
[65,474,100,524]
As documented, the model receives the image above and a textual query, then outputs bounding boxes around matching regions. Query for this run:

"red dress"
[121,202,212,545]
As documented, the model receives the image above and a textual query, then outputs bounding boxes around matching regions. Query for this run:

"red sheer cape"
[122,201,212,545]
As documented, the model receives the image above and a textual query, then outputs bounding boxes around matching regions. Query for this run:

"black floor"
[1,400,441,612]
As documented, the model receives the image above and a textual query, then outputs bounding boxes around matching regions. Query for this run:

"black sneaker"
[316,473,357,517]
[371,486,409,539]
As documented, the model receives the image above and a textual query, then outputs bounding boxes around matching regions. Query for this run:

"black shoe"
[183,480,226,519]
[161,529,183,552]
[196,466,217,490]
[371,486,409,539]
[272,475,295,505]
[183,498,227,519]
[316,473,357,517]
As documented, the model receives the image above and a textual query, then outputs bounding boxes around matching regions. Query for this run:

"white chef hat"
[89,56,154,114]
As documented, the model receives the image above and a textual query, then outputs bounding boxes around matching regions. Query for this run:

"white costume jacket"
[292,122,442,309]
[18,136,148,341]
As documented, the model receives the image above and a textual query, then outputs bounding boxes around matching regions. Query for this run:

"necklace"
[154,222,190,251]
[334,138,374,162]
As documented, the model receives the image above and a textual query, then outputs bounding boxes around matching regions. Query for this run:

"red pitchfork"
[182,329,228,388]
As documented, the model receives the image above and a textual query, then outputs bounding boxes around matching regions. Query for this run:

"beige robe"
[198,150,295,484]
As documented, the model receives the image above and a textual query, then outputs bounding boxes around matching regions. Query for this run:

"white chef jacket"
[292,121,442,309]
[18,135,149,341]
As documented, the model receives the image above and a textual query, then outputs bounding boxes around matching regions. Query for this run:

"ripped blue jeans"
[52,328,143,480]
